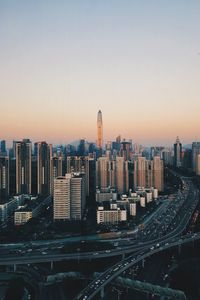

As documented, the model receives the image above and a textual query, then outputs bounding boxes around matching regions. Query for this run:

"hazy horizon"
[2,135,195,149]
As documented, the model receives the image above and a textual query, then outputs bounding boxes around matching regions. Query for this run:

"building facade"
[16,140,32,194]
[174,137,182,168]
[0,156,9,199]
[192,142,200,173]
[97,110,103,150]
[37,142,52,195]
[53,173,86,221]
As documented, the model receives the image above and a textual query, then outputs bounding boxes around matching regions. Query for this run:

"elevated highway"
[75,232,200,299]
[0,178,198,266]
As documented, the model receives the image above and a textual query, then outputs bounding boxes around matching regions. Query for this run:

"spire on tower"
[97,110,103,149]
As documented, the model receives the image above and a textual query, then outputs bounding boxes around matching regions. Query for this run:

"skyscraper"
[50,153,63,195]
[53,175,71,220]
[16,140,32,194]
[174,136,182,167]
[53,173,86,221]
[66,156,95,197]
[115,156,129,194]
[70,173,86,220]
[96,156,129,194]
[120,141,132,161]
[0,140,6,156]
[0,156,9,199]
[97,110,103,149]
[135,157,147,188]
[196,154,200,175]
[153,156,164,192]
[96,157,110,190]
[37,142,52,195]
[192,142,200,173]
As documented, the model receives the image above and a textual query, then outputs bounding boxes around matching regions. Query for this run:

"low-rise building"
[15,211,33,225]
[14,195,51,225]
[97,207,127,224]
[96,189,117,202]
[0,195,25,223]
[96,186,159,223]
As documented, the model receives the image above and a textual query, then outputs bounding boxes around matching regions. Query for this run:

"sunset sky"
[1,1,200,146]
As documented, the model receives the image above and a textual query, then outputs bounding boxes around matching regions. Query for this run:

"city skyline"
[0,128,196,148]
[1,1,200,146]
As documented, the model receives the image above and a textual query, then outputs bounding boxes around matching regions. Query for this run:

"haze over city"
[1,1,200,146]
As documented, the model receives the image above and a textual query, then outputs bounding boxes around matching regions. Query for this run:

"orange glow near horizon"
[2,109,200,147]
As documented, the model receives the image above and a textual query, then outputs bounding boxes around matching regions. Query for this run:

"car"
[131,258,135,262]
[95,280,100,284]
[163,274,169,280]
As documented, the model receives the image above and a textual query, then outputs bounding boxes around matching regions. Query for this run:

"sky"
[1,0,200,146]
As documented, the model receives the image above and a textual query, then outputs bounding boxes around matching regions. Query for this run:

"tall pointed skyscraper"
[97,110,103,149]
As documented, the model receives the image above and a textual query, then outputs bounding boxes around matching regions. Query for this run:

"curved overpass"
[0,207,197,266]
[75,232,200,300]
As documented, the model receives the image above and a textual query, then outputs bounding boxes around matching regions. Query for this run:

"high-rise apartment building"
[192,142,200,173]
[70,173,86,220]
[77,139,86,156]
[115,156,129,194]
[97,110,103,149]
[96,156,129,194]
[182,149,192,170]
[146,160,154,188]
[53,175,71,220]
[112,135,121,153]
[66,156,95,197]
[96,154,164,194]
[37,142,52,195]
[133,156,164,192]
[96,157,110,190]
[0,156,9,199]
[174,137,182,167]
[51,153,63,195]
[120,141,132,161]
[109,160,116,190]
[96,157,110,189]
[0,140,6,156]
[16,140,32,194]
[196,154,200,175]
[162,149,173,166]
[53,173,86,221]
[135,157,147,188]
[150,146,164,159]
[153,156,164,192]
